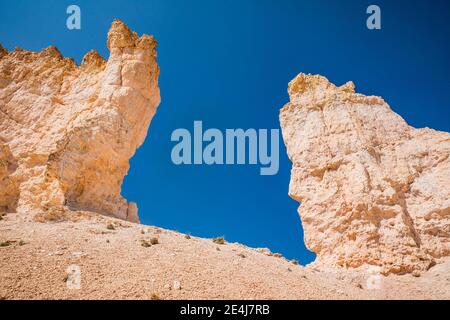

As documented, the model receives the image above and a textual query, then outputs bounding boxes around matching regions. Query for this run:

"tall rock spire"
[280,73,450,274]
[0,20,161,222]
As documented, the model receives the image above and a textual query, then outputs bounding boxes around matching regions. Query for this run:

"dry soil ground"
[0,211,449,300]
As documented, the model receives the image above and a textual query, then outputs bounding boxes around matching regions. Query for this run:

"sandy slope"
[0,212,448,300]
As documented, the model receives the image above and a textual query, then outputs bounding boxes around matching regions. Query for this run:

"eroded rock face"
[0,143,18,212]
[0,20,160,222]
[280,73,450,274]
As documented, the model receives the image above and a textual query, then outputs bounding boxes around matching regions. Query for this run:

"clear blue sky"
[1,0,449,264]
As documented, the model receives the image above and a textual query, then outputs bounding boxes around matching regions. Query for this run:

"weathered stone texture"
[280,73,450,274]
[0,20,160,222]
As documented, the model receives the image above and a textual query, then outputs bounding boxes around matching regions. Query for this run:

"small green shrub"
[141,240,152,247]
[150,293,161,300]
[212,237,225,245]
[0,240,12,247]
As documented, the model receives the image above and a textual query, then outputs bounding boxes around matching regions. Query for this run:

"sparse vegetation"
[185,234,191,239]
[287,268,292,272]
[212,237,225,245]
[0,240,12,247]
[141,237,158,247]
[150,293,161,300]
[273,253,283,258]
[291,259,298,265]
[141,239,152,247]
[106,223,115,230]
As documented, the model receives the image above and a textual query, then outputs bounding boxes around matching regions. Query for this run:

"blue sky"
[1,0,449,264]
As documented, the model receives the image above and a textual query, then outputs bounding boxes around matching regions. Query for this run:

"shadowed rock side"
[0,144,18,212]
[0,20,161,222]
[280,74,450,274]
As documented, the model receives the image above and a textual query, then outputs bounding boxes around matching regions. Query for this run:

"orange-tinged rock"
[0,20,160,222]
[280,73,450,274]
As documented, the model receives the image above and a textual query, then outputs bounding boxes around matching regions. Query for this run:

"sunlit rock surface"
[280,73,450,274]
[0,20,160,222]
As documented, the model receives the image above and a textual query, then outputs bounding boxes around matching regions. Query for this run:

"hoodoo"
[0,20,161,222]
[280,73,450,274]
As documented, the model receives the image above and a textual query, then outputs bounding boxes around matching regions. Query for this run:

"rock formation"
[0,20,160,222]
[0,144,18,212]
[280,73,450,274]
